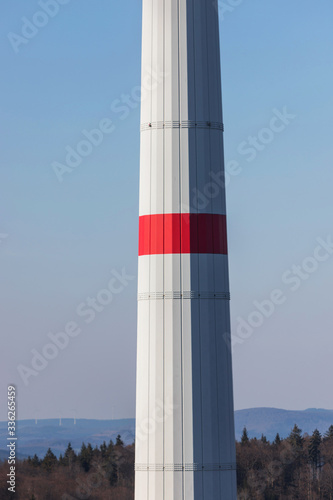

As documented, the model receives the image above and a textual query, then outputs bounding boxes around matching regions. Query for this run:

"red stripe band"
[139,213,228,256]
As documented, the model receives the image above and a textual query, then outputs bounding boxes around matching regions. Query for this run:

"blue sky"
[1,0,333,420]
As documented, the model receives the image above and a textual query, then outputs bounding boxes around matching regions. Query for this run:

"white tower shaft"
[135,1,237,498]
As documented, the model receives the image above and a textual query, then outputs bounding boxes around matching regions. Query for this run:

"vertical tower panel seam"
[177,2,184,498]
[147,2,154,497]
[192,2,204,499]
[205,2,222,498]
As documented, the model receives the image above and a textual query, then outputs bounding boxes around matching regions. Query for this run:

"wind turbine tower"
[135,1,237,498]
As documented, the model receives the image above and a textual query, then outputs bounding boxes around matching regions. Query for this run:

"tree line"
[237,424,333,499]
[0,435,134,500]
[0,426,333,499]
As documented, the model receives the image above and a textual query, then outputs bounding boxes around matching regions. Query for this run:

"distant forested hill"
[0,418,135,458]
[1,408,332,458]
[235,407,333,441]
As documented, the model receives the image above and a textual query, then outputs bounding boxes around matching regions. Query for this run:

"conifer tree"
[79,442,94,472]
[100,441,107,458]
[261,434,268,444]
[41,448,57,472]
[105,439,118,485]
[308,429,322,469]
[324,425,333,440]
[274,433,281,445]
[288,424,304,449]
[241,427,249,445]
[64,442,77,468]
[116,434,124,447]
[31,454,40,467]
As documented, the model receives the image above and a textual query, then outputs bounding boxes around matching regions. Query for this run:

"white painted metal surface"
[135,1,237,498]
